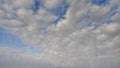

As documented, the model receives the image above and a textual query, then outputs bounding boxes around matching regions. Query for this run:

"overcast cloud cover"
[0,0,120,68]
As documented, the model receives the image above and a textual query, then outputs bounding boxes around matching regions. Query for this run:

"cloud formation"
[0,0,120,68]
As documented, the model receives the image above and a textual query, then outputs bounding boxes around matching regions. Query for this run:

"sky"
[0,0,120,68]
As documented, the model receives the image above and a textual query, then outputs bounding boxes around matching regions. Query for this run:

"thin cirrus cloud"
[0,0,120,68]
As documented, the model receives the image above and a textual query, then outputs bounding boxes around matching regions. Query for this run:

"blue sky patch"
[0,27,25,48]
[32,0,41,12]
[51,4,69,25]
[92,0,109,6]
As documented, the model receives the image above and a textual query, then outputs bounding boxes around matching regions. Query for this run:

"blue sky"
[0,0,120,68]
[32,0,41,12]
[92,0,109,6]
[0,27,25,48]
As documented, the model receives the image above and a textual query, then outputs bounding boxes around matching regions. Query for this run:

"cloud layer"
[0,0,120,68]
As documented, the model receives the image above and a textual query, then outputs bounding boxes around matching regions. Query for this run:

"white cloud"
[42,0,63,9]
[97,34,107,41]
[104,23,120,36]
[0,0,120,68]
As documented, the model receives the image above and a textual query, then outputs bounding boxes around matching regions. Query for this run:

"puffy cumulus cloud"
[0,0,120,68]
[103,23,120,36]
[42,0,63,9]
